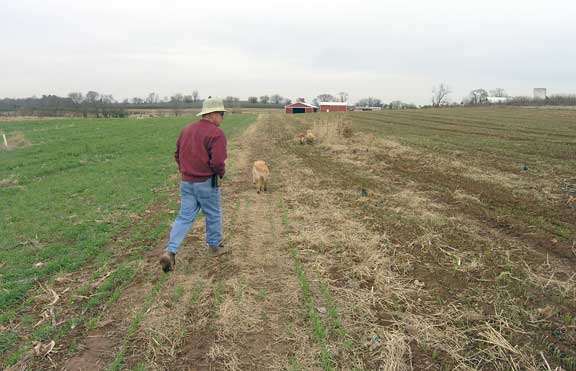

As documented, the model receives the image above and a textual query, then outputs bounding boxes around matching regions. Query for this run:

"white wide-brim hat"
[196,97,228,116]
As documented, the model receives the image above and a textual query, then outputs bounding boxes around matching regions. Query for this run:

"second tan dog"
[297,130,315,144]
[252,160,270,193]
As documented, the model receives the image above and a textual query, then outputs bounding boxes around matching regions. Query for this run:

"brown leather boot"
[160,251,176,272]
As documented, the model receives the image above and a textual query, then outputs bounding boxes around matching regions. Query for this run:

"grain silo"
[534,88,547,100]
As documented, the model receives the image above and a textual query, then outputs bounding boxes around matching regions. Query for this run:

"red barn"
[319,102,348,112]
[285,102,318,114]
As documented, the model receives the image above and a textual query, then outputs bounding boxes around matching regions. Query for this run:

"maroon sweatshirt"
[174,119,227,182]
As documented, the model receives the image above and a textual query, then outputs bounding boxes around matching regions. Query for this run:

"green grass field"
[0,115,255,318]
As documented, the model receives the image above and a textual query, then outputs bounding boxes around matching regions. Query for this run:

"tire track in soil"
[166,193,299,370]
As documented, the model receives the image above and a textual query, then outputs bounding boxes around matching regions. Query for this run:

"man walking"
[160,97,229,273]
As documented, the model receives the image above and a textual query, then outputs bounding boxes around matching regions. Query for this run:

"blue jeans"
[165,179,222,254]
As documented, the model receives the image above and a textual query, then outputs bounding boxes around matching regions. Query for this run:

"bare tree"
[146,92,159,104]
[337,92,349,102]
[316,93,335,103]
[98,94,116,118]
[170,93,185,116]
[356,97,382,107]
[489,88,508,97]
[297,97,306,103]
[68,92,84,104]
[389,100,410,109]
[101,94,115,104]
[270,94,283,104]
[259,95,270,104]
[247,96,258,104]
[431,83,451,107]
[85,91,100,103]
[171,93,184,103]
[224,96,240,109]
[547,94,576,105]
[192,90,199,102]
[467,89,488,105]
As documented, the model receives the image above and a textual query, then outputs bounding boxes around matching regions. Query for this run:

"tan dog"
[305,130,315,144]
[252,160,270,193]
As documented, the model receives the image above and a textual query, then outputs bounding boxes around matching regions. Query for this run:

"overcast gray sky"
[1,0,575,105]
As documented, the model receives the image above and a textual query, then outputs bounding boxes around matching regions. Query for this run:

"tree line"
[0,92,126,118]
[462,88,576,106]
[431,84,576,107]
[309,92,417,109]
[3,88,574,117]
[0,91,290,117]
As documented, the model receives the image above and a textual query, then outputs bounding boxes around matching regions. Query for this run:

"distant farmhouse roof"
[284,101,318,114]
[284,102,318,108]
[487,97,511,104]
[319,102,348,106]
[355,106,382,111]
